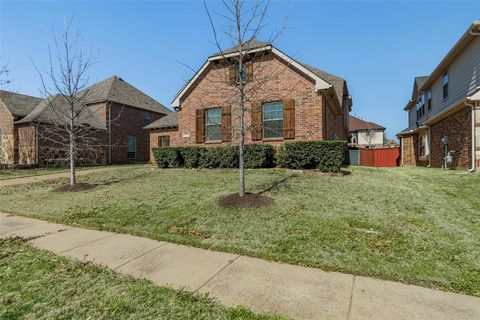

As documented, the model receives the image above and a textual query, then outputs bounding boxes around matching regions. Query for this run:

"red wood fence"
[359,147,400,167]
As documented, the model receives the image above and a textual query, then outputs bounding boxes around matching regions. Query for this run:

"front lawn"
[0,238,282,319]
[0,167,70,180]
[0,166,479,296]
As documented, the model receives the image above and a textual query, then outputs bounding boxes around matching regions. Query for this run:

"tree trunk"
[69,131,75,186]
[239,74,246,197]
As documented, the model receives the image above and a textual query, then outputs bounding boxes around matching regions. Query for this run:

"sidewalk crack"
[113,242,169,270]
[58,233,117,254]
[194,255,241,293]
[347,275,356,320]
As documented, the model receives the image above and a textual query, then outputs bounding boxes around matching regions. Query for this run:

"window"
[442,72,449,99]
[419,133,429,158]
[127,135,137,159]
[348,132,358,144]
[144,112,152,126]
[205,107,222,141]
[262,101,284,139]
[159,135,170,147]
[420,93,425,116]
[236,62,247,84]
[427,90,432,110]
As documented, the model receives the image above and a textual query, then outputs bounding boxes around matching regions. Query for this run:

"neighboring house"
[0,91,42,165]
[348,115,385,148]
[397,21,480,170]
[146,40,352,156]
[1,76,171,166]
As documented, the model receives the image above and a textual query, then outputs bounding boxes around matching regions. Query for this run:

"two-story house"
[145,40,352,155]
[398,21,480,170]
[1,76,171,167]
[348,115,385,148]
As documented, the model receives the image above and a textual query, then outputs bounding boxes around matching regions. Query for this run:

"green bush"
[278,140,347,172]
[152,148,182,168]
[152,144,275,169]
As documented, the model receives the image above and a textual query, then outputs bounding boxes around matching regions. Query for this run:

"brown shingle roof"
[0,90,42,117]
[349,115,385,132]
[80,76,172,115]
[144,113,178,129]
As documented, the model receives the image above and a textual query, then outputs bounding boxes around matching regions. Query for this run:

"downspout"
[467,102,476,172]
[427,125,431,167]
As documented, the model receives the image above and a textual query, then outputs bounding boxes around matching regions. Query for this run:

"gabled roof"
[414,76,429,89]
[419,21,480,91]
[144,112,178,129]
[349,115,385,132]
[0,90,42,117]
[16,92,106,130]
[172,40,349,111]
[404,76,429,110]
[80,76,171,115]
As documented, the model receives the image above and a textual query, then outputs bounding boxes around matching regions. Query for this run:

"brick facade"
[148,127,180,162]
[0,101,14,165]
[400,134,418,166]
[430,107,472,170]
[169,53,347,150]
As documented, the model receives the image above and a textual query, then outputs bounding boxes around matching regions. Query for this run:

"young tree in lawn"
[33,18,100,186]
[203,0,289,197]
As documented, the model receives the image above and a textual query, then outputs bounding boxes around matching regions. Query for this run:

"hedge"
[277,140,347,172]
[152,144,275,169]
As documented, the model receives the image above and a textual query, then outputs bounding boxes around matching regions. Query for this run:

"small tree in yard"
[33,18,100,186]
[202,0,289,197]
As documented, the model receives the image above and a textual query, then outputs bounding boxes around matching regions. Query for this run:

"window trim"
[442,71,449,100]
[262,100,284,140]
[159,135,170,147]
[204,107,222,142]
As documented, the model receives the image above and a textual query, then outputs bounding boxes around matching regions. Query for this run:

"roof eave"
[419,21,480,91]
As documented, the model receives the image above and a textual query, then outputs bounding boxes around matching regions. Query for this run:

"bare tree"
[361,126,378,147]
[33,17,101,186]
[0,64,11,86]
[203,0,290,197]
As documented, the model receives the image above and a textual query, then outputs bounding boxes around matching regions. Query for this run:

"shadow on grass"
[257,174,297,195]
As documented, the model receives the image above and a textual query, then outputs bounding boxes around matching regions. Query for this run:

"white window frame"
[262,101,284,139]
[205,107,222,141]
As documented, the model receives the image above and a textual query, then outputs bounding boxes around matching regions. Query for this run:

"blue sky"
[1,1,479,138]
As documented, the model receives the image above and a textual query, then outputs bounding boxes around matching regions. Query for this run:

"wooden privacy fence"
[347,147,400,167]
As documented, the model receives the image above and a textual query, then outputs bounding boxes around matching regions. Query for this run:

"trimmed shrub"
[278,140,347,172]
[152,148,182,168]
[152,144,275,169]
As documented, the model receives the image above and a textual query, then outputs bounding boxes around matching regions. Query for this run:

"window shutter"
[251,102,262,141]
[195,109,205,143]
[283,98,295,139]
[221,105,232,142]
[246,61,253,82]
[228,64,236,85]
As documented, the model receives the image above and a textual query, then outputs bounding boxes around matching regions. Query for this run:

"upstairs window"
[236,62,247,83]
[205,107,222,141]
[262,101,284,139]
[144,112,152,126]
[420,93,425,116]
[442,72,449,99]
[427,90,432,110]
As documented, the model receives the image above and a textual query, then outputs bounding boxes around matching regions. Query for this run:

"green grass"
[0,166,479,297]
[0,238,283,319]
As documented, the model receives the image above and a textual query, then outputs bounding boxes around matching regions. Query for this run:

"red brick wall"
[176,53,345,147]
[430,107,471,169]
[148,127,180,162]
[0,101,14,164]
[106,103,163,163]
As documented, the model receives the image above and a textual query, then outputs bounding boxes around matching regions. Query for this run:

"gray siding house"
[398,21,480,170]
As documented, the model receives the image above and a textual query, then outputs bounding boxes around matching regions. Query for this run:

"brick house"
[1,76,171,166]
[348,115,385,148]
[397,21,480,170]
[145,40,352,157]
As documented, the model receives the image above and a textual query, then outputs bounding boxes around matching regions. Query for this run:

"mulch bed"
[218,192,273,209]
[53,183,97,192]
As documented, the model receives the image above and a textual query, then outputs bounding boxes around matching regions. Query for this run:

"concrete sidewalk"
[1,212,479,320]
[0,166,130,187]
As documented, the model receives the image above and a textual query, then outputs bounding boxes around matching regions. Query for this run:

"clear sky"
[1,1,479,138]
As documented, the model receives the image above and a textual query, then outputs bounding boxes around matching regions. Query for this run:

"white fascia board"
[171,60,210,108]
[468,89,480,101]
[270,47,331,91]
[208,45,272,61]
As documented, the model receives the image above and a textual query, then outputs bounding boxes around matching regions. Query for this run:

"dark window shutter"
[228,64,236,85]
[221,105,232,142]
[157,136,161,147]
[283,98,295,139]
[246,61,253,82]
[195,109,205,143]
[251,102,262,141]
